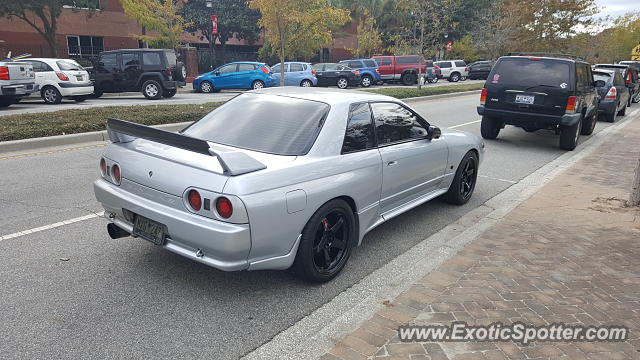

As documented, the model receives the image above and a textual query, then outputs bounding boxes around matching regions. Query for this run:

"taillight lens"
[188,190,202,211]
[311,70,315,76]
[605,87,617,100]
[480,88,488,105]
[56,72,69,81]
[375,68,380,73]
[465,67,469,72]
[100,158,107,176]
[111,164,121,185]
[626,73,631,84]
[0,66,9,80]
[565,96,577,113]
[260,66,269,74]
[216,197,233,219]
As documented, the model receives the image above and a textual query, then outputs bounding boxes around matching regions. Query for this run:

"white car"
[23,58,93,104]
[434,60,469,82]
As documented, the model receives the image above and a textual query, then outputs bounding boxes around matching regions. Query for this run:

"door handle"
[387,161,398,166]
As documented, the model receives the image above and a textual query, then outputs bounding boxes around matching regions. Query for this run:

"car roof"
[250,87,398,105]
[500,55,576,63]
[24,58,71,62]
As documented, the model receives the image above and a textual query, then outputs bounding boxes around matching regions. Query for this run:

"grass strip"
[364,83,483,99]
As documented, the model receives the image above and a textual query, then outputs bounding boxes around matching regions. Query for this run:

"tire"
[361,75,373,87]
[174,62,186,82]
[618,103,626,116]
[292,199,356,283]
[605,111,616,123]
[633,92,640,104]
[337,77,349,89]
[300,79,313,87]
[163,88,177,98]
[0,98,13,108]
[401,73,416,86]
[559,117,582,151]
[460,76,467,81]
[444,151,479,205]
[72,96,87,102]
[450,73,461,82]
[580,111,597,135]
[142,80,163,100]
[251,80,265,90]
[480,116,500,139]
[92,89,103,98]
[41,86,62,104]
[200,81,214,93]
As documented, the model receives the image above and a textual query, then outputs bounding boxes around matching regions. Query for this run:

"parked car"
[91,49,186,100]
[468,61,493,80]
[372,55,430,85]
[477,54,599,150]
[270,62,317,87]
[434,60,469,82]
[95,88,483,282]
[593,64,639,104]
[0,61,37,108]
[22,58,93,104]
[193,62,275,93]
[311,63,361,89]
[593,69,630,122]
[619,61,640,72]
[338,58,381,87]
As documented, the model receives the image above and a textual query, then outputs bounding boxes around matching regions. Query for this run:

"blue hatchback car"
[338,59,381,87]
[193,61,275,92]
[270,62,318,87]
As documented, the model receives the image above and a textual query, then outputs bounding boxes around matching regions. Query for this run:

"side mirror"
[215,71,220,76]
[427,125,441,140]
[594,80,606,88]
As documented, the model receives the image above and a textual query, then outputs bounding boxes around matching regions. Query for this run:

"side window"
[218,64,237,74]
[237,63,255,72]
[271,64,281,73]
[371,102,428,145]
[363,59,377,67]
[614,72,624,86]
[380,57,392,66]
[142,52,162,66]
[455,61,466,67]
[99,53,118,72]
[290,63,304,72]
[122,53,139,69]
[342,103,374,153]
[348,61,363,69]
[437,62,452,68]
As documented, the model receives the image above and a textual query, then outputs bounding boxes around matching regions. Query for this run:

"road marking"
[0,212,104,242]
[449,119,481,129]
[478,175,517,184]
[0,144,106,161]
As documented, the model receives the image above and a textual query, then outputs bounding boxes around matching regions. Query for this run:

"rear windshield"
[593,72,612,83]
[57,60,83,71]
[184,94,330,156]
[490,58,571,88]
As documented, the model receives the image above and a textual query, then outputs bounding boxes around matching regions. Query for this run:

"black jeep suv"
[91,49,186,100]
[477,54,599,150]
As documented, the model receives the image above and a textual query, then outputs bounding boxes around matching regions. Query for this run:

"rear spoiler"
[106,118,266,176]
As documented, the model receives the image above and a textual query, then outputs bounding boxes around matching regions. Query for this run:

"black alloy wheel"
[444,152,478,205]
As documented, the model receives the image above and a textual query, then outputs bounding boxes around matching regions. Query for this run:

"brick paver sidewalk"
[323,117,640,360]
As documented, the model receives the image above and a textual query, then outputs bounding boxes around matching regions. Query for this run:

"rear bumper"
[477,105,581,127]
[59,83,94,96]
[94,178,251,271]
[1,82,37,96]
[597,100,617,114]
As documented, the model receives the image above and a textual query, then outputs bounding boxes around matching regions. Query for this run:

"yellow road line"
[0,143,107,161]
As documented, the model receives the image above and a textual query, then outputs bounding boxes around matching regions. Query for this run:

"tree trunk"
[630,158,640,207]
[279,30,285,87]
[46,35,58,57]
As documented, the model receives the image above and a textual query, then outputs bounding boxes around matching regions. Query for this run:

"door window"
[371,102,428,145]
[347,61,363,69]
[142,52,162,66]
[217,64,237,74]
[455,60,466,67]
[436,61,452,68]
[289,63,304,72]
[342,103,375,153]
[98,53,118,72]
[380,57,392,66]
[397,56,419,64]
[122,53,139,70]
[363,59,377,68]
[237,63,256,72]
[28,61,53,72]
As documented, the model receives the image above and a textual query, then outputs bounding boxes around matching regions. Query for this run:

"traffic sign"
[211,15,219,35]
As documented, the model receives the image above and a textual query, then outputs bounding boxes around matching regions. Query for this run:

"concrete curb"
[0,122,193,154]
[241,109,639,360]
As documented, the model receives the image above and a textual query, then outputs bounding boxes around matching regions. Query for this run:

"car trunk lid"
[2,62,34,81]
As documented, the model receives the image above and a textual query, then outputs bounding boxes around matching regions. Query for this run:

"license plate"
[76,76,83,81]
[133,215,166,245]
[515,94,535,104]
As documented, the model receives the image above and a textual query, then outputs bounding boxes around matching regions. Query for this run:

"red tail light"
[605,87,617,100]
[216,197,233,219]
[626,73,631,84]
[260,66,269,74]
[351,70,359,75]
[375,68,380,73]
[188,189,202,211]
[480,88,488,105]
[0,66,9,80]
[565,96,577,113]
[100,158,107,176]
[311,70,315,76]
[56,72,69,81]
[465,67,469,72]
[111,164,121,185]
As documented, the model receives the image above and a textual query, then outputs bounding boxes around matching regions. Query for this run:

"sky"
[596,0,640,21]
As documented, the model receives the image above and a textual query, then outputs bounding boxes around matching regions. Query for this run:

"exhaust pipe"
[107,223,131,239]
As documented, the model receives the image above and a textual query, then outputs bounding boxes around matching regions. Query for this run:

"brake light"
[188,189,202,211]
[100,158,107,176]
[480,88,488,105]
[55,72,69,81]
[605,86,617,100]
[111,164,121,185]
[626,73,631,84]
[465,67,469,72]
[216,197,233,219]
[352,70,359,75]
[260,66,269,74]
[375,68,380,73]
[565,96,577,113]
[0,66,9,80]
[311,70,315,76]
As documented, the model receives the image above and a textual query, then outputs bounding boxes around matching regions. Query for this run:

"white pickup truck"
[0,61,37,108]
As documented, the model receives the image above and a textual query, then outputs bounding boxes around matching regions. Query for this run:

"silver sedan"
[94,87,484,282]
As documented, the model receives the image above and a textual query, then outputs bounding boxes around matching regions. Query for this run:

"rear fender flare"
[136,73,165,88]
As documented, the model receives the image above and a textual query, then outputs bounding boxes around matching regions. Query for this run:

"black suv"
[477,54,599,150]
[91,49,186,100]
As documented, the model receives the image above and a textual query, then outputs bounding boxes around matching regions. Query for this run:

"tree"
[347,9,383,57]
[0,1,99,57]
[249,0,350,86]
[449,35,479,62]
[121,0,187,49]
[180,0,260,67]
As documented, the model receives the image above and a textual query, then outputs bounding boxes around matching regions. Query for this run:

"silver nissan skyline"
[94,87,484,282]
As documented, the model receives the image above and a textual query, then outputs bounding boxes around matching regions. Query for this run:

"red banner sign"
[211,15,218,35]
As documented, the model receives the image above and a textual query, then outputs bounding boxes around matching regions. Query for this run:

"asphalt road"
[0,80,483,117]
[0,93,628,359]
